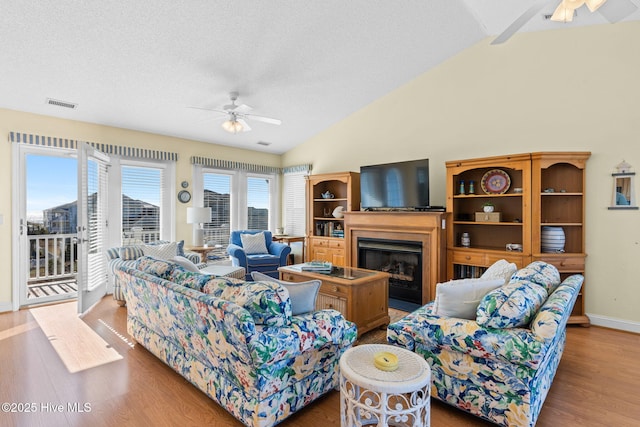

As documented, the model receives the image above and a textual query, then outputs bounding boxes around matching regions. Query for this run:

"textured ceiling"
[1,1,639,154]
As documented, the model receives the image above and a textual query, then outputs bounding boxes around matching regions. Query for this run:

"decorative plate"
[481,169,511,194]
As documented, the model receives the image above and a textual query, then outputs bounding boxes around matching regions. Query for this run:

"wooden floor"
[1,297,639,427]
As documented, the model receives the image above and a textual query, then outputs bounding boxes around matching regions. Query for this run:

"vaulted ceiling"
[2,1,639,153]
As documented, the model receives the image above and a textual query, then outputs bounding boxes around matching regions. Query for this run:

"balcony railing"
[29,233,78,282]
[122,227,161,246]
[28,233,78,299]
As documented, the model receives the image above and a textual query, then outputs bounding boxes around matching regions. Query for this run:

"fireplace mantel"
[343,211,448,304]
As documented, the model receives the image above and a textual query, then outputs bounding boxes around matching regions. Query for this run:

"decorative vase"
[541,226,565,253]
[483,205,494,213]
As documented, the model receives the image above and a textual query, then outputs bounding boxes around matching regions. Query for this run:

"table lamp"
[186,207,211,246]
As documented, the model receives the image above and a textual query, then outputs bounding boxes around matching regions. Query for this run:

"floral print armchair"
[387,262,584,427]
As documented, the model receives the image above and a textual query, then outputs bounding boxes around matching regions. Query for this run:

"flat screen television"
[360,158,430,210]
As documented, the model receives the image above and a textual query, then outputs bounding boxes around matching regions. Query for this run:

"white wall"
[283,22,640,329]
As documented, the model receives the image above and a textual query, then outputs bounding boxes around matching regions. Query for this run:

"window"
[121,163,166,244]
[247,175,270,230]
[203,171,232,246]
[197,168,277,238]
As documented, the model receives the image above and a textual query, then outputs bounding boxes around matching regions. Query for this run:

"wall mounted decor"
[608,160,638,210]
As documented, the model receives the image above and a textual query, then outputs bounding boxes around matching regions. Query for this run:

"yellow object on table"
[373,351,399,371]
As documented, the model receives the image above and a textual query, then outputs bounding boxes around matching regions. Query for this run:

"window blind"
[121,165,163,244]
[203,172,232,246]
[283,171,308,236]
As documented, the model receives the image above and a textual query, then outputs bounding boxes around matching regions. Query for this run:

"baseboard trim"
[586,313,640,334]
[0,301,14,313]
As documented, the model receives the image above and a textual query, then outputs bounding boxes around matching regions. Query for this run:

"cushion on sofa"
[120,246,145,261]
[142,241,179,261]
[476,280,548,328]
[251,271,321,315]
[480,259,517,284]
[240,232,269,254]
[169,268,213,291]
[135,256,176,280]
[432,278,505,319]
[218,281,292,326]
[172,255,200,272]
[509,260,560,293]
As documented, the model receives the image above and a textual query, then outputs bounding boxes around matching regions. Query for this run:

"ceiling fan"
[189,91,282,134]
[491,0,638,44]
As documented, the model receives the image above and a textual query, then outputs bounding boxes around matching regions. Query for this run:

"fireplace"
[344,211,448,306]
[358,238,423,304]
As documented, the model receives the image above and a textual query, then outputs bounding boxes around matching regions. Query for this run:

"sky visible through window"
[26,155,77,221]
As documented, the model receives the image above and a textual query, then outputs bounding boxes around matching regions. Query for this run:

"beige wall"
[0,109,280,305]
[283,22,640,327]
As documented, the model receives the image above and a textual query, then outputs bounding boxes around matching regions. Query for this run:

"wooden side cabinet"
[531,152,591,325]
[306,171,360,266]
[279,265,390,337]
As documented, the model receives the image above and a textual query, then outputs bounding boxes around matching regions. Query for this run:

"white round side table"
[339,344,431,427]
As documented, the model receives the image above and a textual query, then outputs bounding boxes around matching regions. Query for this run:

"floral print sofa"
[387,261,583,427]
[115,256,357,427]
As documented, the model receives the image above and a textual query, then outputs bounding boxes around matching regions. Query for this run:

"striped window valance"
[9,132,178,161]
[283,164,312,174]
[191,156,281,174]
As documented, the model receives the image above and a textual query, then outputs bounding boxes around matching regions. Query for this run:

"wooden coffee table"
[279,265,390,336]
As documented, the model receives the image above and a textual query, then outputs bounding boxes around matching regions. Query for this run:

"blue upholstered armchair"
[227,230,291,280]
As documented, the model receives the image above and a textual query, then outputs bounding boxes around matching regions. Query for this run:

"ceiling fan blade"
[597,0,637,22]
[244,114,282,125]
[491,0,552,45]
[187,106,227,114]
[237,118,252,132]
[233,103,253,114]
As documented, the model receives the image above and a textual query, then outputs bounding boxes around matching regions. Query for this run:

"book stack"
[300,261,333,272]
[332,229,344,238]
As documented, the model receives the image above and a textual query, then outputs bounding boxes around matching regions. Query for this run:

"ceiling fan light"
[221,119,243,133]
[563,0,586,10]
[585,0,606,12]
[550,5,575,22]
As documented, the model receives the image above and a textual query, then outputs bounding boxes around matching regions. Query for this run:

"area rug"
[356,308,408,345]
[30,301,122,373]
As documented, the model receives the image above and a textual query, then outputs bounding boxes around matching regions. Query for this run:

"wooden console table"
[279,265,390,336]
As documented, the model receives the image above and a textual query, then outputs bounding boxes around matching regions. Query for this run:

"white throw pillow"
[481,259,517,285]
[433,278,505,320]
[142,242,178,261]
[172,255,200,273]
[240,232,269,255]
[251,271,321,315]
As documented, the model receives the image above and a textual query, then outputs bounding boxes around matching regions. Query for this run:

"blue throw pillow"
[476,280,548,328]
[251,271,321,315]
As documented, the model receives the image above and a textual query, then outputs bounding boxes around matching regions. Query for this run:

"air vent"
[257,141,272,146]
[46,98,78,109]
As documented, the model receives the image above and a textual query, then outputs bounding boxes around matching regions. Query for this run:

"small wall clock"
[177,190,191,203]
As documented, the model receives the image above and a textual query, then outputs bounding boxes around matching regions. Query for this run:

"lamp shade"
[186,207,211,224]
